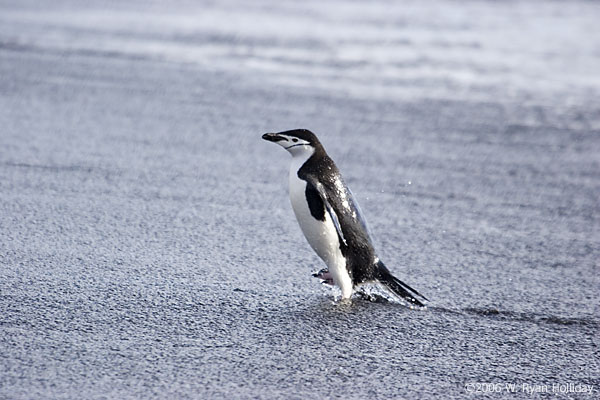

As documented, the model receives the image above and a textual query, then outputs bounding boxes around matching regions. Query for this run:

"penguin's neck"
[288,146,315,177]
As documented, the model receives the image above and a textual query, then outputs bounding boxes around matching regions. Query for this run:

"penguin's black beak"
[262,133,287,142]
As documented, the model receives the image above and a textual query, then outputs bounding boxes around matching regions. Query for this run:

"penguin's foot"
[312,268,334,286]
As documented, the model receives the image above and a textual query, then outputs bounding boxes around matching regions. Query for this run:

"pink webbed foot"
[312,268,334,286]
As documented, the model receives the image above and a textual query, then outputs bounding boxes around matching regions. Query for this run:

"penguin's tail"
[375,260,428,307]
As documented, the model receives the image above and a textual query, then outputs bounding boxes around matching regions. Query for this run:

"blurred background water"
[0,0,599,398]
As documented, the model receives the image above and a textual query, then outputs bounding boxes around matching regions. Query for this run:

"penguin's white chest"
[288,158,353,298]
[289,174,339,263]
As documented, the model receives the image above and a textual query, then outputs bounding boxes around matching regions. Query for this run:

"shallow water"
[1,0,599,398]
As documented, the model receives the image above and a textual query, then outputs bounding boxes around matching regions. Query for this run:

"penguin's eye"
[292,138,298,142]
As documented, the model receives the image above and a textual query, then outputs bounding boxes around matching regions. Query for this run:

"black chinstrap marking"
[285,143,309,150]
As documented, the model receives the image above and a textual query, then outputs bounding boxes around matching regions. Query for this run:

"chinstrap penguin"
[262,129,427,306]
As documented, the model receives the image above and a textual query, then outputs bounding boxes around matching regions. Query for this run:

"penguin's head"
[262,129,322,156]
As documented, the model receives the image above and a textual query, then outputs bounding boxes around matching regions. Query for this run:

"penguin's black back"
[298,150,378,284]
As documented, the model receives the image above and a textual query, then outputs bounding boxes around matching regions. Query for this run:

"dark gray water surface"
[1,0,599,398]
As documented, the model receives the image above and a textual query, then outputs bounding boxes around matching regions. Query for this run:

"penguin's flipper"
[376,261,428,307]
[305,179,347,246]
[323,196,347,246]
